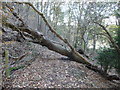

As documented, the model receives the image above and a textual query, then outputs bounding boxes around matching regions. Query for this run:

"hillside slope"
[10,49,119,88]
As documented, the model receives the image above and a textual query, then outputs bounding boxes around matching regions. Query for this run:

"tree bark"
[3,22,120,81]
[94,22,120,55]
[3,21,91,65]
[2,2,120,81]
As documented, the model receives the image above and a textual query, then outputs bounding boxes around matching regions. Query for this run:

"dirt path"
[10,49,118,88]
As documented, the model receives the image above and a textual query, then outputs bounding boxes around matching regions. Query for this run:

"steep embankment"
[11,49,119,88]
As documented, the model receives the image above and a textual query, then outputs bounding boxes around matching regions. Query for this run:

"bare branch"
[94,22,120,54]
[2,2,120,81]
[14,2,74,51]
[5,4,25,26]
[3,21,91,65]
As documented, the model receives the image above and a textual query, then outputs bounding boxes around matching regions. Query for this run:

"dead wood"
[2,3,120,81]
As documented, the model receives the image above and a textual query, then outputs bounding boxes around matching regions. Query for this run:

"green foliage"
[114,10,120,18]
[96,27,120,74]
[9,65,25,72]
[114,27,120,74]
[4,50,25,76]
[115,27,120,47]
[96,48,115,73]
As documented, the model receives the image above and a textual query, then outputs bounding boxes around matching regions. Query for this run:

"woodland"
[0,0,120,88]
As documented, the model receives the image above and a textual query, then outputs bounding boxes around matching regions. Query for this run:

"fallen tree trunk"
[3,21,120,81]
[2,3,120,81]
[3,21,91,65]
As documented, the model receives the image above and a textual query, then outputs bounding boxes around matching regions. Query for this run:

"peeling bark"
[2,3,120,81]
[3,21,91,65]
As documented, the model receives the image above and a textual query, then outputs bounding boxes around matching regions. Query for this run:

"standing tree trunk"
[94,22,120,55]
[93,31,96,52]
[2,2,120,81]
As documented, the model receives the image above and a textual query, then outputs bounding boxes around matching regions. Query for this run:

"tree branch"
[2,3,120,81]
[94,22,120,54]
[4,3,92,65]
[3,21,91,65]
[14,2,74,51]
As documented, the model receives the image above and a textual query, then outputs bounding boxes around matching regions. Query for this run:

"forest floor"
[2,48,120,88]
